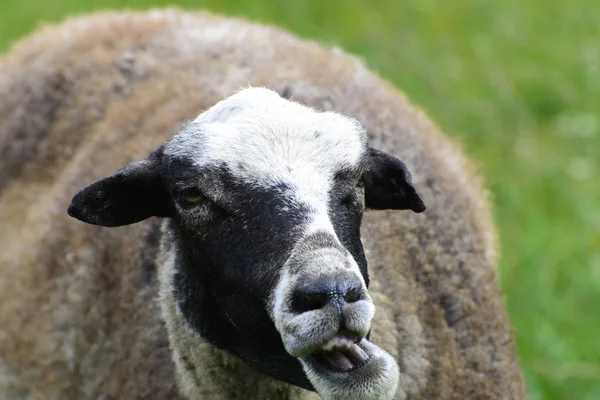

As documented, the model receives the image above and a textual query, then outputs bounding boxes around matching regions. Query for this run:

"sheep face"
[68,88,425,399]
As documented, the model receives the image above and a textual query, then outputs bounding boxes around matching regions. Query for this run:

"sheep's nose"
[291,276,366,314]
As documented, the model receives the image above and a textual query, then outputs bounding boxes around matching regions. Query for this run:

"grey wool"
[0,8,527,400]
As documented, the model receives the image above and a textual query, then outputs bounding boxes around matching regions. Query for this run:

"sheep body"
[0,9,527,399]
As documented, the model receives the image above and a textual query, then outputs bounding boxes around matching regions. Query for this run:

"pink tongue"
[346,342,369,365]
[320,343,370,371]
[321,351,354,371]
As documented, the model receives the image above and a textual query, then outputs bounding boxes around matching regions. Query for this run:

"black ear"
[67,149,173,227]
[364,147,426,213]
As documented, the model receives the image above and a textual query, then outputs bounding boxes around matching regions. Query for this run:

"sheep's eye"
[178,188,205,206]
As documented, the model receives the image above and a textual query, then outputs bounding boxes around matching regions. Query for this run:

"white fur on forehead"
[164,87,367,186]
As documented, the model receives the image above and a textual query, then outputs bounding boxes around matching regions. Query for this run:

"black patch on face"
[166,164,315,390]
[328,169,369,286]
[164,156,201,182]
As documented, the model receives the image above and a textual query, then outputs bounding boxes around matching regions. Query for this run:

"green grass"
[1,1,598,398]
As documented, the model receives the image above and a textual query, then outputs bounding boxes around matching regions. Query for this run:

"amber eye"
[178,188,205,206]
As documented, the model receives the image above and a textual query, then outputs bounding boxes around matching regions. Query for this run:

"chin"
[299,339,400,400]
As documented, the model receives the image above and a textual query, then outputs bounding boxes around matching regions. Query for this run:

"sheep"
[0,8,528,400]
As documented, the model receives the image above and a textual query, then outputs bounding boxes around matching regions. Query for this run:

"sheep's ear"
[364,147,426,213]
[67,151,172,227]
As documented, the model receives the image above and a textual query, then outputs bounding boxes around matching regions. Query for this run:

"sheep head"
[68,87,425,400]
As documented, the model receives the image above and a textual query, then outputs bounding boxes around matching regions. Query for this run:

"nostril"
[344,286,364,303]
[290,277,366,314]
[291,281,334,314]
[341,277,366,303]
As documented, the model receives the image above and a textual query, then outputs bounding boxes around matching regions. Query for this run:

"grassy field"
[1,1,598,398]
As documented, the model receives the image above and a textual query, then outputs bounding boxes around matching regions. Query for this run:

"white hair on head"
[165,86,366,186]
[164,86,368,233]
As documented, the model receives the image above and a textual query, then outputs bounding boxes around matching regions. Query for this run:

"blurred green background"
[1,1,598,398]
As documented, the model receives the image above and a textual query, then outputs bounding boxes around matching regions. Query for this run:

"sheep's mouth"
[297,332,400,399]
[306,334,372,373]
